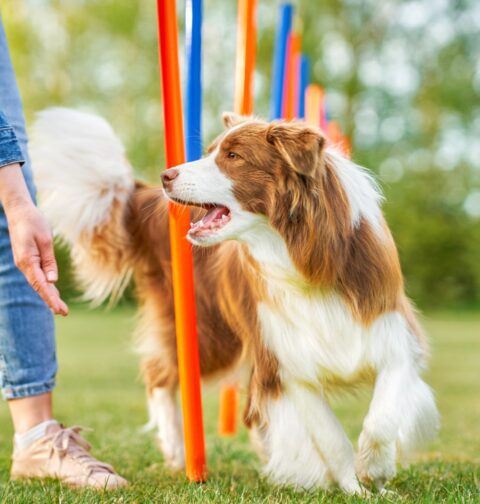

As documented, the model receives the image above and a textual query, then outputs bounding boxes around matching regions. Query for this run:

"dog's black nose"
[161,168,179,191]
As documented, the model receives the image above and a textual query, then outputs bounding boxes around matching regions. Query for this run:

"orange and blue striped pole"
[156,0,206,482]
[219,0,257,437]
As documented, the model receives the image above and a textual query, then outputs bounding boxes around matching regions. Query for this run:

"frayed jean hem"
[2,379,55,400]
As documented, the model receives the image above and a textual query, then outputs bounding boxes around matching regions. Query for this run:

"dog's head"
[162,113,374,284]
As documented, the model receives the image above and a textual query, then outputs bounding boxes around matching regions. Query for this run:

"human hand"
[0,162,68,315]
[6,201,69,316]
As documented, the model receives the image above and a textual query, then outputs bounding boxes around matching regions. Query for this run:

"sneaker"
[11,423,128,490]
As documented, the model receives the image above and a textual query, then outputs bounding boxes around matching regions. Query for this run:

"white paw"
[356,433,396,488]
[156,413,185,470]
[380,488,401,500]
[147,388,185,470]
[340,478,370,497]
[158,434,185,470]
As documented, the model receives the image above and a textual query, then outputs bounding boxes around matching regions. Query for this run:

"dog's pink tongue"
[202,206,229,225]
[190,205,231,236]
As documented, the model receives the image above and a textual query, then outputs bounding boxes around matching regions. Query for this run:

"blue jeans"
[0,19,57,400]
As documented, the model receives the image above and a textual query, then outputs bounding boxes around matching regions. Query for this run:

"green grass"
[0,308,479,503]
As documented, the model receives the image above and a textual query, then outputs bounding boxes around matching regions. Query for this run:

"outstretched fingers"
[25,259,68,316]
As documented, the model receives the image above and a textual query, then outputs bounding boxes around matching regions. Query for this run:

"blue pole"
[298,55,309,119]
[185,0,202,161]
[269,3,293,120]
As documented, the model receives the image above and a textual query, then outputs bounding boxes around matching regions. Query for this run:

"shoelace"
[49,425,115,477]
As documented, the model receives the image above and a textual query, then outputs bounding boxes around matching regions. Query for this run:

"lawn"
[0,307,478,503]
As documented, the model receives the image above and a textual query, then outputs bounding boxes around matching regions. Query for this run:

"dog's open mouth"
[189,204,232,238]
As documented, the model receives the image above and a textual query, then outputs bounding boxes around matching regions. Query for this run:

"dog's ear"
[222,111,247,129]
[266,123,325,176]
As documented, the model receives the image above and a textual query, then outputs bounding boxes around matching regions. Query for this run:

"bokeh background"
[0,2,479,501]
[3,0,480,310]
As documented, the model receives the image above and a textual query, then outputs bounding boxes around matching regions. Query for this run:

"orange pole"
[305,86,351,157]
[156,0,206,482]
[343,135,352,158]
[319,90,328,132]
[305,83,327,132]
[327,120,350,157]
[282,32,301,120]
[304,84,323,127]
[234,0,257,115]
[219,0,257,438]
[218,383,239,436]
[327,121,342,144]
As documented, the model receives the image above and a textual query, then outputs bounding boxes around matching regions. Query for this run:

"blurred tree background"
[2,0,479,309]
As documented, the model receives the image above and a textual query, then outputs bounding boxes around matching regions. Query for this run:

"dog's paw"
[156,418,185,470]
[339,478,371,497]
[157,435,185,470]
[356,433,396,489]
[379,488,402,501]
[161,441,185,470]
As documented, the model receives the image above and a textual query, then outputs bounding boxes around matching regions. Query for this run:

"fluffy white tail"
[30,108,135,305]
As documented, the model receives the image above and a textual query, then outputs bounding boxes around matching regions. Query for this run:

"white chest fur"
[257,284,417,388]
[258,289,363,385]
[242,221,419,390]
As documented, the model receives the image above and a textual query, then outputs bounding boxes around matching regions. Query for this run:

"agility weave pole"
[156,0,207,482]
[185,0,203,163]
[305,84,324,127]
[218,0,257,438]
[270,3,293,119]
[282,32,301,120]
[298,55,309,119]
[271,2,350,150]
[234,0,257,115]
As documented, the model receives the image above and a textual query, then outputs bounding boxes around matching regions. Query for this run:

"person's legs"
[7,394,53,433]
[0,19,127,488]
[0,18,57,430]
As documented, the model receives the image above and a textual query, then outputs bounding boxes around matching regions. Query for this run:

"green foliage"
[0,308,479,501]
[2,0,479,308]
[385,169,480,307]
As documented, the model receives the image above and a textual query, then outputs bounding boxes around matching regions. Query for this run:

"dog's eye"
[227,151,238,159]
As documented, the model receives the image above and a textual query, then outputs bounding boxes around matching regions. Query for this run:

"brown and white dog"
[30,108,439,495]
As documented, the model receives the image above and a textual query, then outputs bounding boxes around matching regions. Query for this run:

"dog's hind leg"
[141,356,184,470]
[147,385,185,470]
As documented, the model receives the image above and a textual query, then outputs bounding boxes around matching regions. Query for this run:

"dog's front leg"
[356,362,438,490]
[356,366,403,490]
[260,389,332,491]
[285,382,364,495]
[356,362,409,490]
